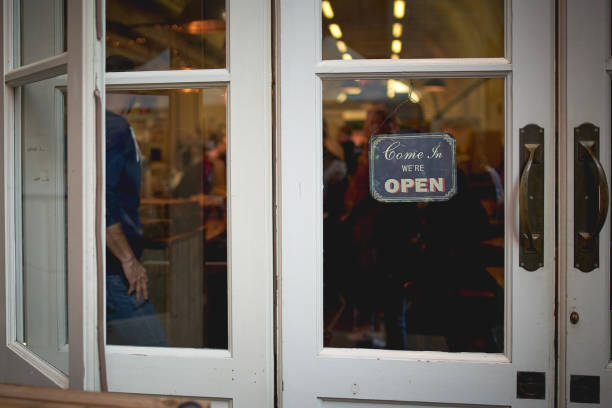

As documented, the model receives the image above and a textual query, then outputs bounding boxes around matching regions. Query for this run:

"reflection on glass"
[17,77,68,373]
[19,0,65,66]
[106,0,226,71]
[106,88,228,349]
[323,78,505,352]
[321,0,504,60]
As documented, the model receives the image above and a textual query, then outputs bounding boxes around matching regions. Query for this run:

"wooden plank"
[0,384,211,408]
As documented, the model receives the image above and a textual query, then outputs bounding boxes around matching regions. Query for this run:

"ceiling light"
[387,82,395,99]
[391,39,402,54]
[322,1,334,19]
[409,91,421,103]
[392,23,403,38]
[336,92,347,103]
[336,40,347,53]
[329,24,342,39]
[394,0,406,19]
[387,79,411,99]
[342,53,352,60]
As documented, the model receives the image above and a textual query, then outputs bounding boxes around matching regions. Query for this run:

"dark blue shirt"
[106,110,143,275]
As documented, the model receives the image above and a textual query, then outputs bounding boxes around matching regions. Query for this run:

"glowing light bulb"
[336,40,347,53]
[329,24,342,39]
[336,92,347,103]
[391,54,400,59]
[391,39,402,54]
[394,0,406,19]
[392,23,403,38]
[322,1,334,19]
[342,53,352,60]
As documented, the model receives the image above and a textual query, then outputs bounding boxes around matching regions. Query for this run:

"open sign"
[369,133,457,202]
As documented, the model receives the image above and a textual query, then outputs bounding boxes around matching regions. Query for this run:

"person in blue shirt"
[105,94,167,347]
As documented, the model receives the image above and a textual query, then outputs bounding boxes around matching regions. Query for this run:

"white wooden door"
[1,0,274,405]
[102,0,274,406]
[280,1,556,407]
[562,0,612,406]
[0,0,101,389]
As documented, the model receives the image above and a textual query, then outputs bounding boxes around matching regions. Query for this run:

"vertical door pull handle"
[519,124,544,271]
[520,143,541,252]
[577,140,609,240]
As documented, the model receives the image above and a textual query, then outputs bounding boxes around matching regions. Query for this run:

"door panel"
[280,0,555,406]
[563,0,612,406]
[103,0,273,405]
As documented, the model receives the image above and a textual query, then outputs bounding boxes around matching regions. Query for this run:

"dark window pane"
[106,0,226,71]
[323,78,505,352]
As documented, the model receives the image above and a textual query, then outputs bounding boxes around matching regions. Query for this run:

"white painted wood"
[104,0,274,406]
[563,0,612,406]
[4,53,67,87]
[105,69,230,89]
[66,0,100,391]
[279,0,555,407]
[316,59,511,76]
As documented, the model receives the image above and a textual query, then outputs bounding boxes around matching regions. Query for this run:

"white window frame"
[0,0,101,390]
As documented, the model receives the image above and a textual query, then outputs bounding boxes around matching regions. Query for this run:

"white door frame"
[560,0,612,406]
[278,0,556,406]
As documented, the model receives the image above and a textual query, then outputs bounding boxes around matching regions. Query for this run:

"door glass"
[105,88,228,349]
[16,76,68,373]
[323,77,505,352]
[17,0,65,66]
[106,0,226,71]
[321,0,504,60]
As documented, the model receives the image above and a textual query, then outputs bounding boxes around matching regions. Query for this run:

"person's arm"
[106,223,148,302]
[106,116,148,302]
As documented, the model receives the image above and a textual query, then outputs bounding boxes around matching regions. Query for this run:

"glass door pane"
[106,0,227,71]
[105,88,228,349]
[323,77,505,352]
[16,75,68,374]
[17,0,65,66]
[321,0,504,60]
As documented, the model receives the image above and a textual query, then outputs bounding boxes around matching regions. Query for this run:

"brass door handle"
[520,143,541,252]
[577,140,609,240]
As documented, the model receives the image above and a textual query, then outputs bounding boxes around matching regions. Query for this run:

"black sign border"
[369,133,457,203]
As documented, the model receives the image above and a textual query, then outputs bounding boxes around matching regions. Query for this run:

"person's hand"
[121,258,149,302]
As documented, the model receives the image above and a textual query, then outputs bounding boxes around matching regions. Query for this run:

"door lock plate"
[517,371,545,400]
[570,375,600,403]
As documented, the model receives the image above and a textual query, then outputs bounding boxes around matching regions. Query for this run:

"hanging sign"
[369,133,457,202]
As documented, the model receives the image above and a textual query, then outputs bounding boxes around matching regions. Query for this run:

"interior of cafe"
[103,0,507,353]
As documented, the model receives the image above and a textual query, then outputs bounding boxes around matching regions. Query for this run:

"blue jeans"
[106,274,168,347]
